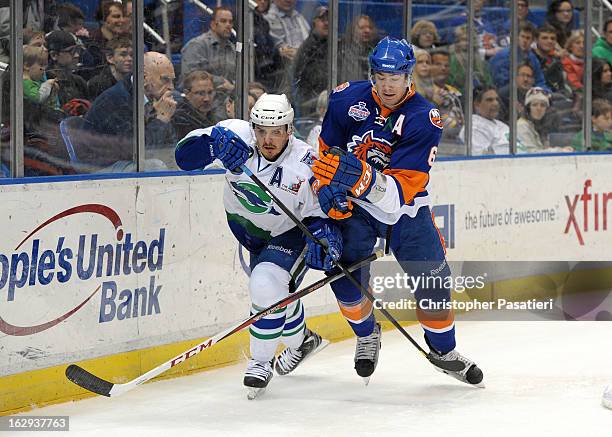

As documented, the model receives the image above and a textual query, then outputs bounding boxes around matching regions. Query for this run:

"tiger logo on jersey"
[347,130,394,171]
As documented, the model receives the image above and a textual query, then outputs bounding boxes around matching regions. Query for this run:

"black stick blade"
[65,364,114,397]
[427,354,466,372]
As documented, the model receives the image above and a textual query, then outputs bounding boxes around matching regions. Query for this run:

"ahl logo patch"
[333,82,350,93]
[347,130,394,171]
[429,108,443,129]
[348,101,370,121]
[230,181,281,215]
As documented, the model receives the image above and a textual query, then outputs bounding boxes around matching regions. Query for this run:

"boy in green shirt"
[23,45,59,110]
[572,99,612,151]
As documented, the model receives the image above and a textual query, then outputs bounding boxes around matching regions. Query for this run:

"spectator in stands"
[249,82,268,100]
[517,87,552,152]
[545,0,575,49]
[121,0,133,36]
[498,61,536,120]
[294,6,329,118]
[85,52,176,170]
[224,93,257,119]
[489,22,548,91]
[82,1,125,80]
[23,29,45,47]
[498,0,538,47]
[87,37,133,100]
[572,99,612,151]
[561,30,584,93]
[593,58,612,102]
[413,49,434,103]
[181,6,236,93]
[338,15,378,83]
[253,0,281,92]
[410,20,440,50]
[533,24,568,95]
[56,3,89,40]
[446,0,502,60]
[449,25,493,94]
[23,45,59,109]
[306,90,328,154]
[593,18,612,66]
[46,30,89,109]
[460,86,509,155]
[264,0,310,93]
[265,0,310,59]
[172,70,226,139]
[431,49,464,140]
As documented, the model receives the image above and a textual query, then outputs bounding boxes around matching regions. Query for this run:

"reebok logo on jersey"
[266,245,293,255]
[348,101,370,121]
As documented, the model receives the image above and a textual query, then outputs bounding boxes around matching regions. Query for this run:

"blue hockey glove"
[209,126,252,173]
[310,177,352,219]
[305,219,343,271]
[312,148,377,199]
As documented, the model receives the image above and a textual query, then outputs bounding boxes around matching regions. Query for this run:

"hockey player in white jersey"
[175,94,341,399]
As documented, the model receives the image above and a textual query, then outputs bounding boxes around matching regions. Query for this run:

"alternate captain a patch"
[429,108,443,129]
[347,130,394,171]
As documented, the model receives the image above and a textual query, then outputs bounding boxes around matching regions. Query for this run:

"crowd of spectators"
[2,0,611,178]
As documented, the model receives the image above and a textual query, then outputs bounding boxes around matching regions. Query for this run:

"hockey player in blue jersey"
[311,37,484,386]
[175,94,342,399]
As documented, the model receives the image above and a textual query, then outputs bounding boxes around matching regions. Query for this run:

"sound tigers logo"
[347,130,394,171]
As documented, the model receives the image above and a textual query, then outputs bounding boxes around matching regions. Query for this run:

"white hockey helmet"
[250,93,294,132]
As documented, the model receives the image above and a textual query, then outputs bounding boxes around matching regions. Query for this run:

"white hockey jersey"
[176,119,326,242]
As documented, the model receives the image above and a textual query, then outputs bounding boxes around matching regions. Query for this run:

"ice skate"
[429,347,484,387]
[602,384,612,409]
[244,358,274,400]
[275,328,329,376]
[354,322,381,385]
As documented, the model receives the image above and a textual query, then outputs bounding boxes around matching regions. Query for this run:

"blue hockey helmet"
[368,37,416,76]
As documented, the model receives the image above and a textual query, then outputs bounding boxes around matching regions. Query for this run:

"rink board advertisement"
[0,154,611,413]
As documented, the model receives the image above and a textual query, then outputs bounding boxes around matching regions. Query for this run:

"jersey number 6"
[428,146,438,166]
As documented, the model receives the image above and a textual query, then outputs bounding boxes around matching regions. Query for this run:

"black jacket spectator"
[172,98,217,140]
[84,75,175,167]
[253,9,282,92]
[87,66,117,100]
[294,8,328,118]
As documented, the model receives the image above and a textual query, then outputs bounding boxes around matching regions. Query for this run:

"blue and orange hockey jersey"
[319,80,443,224]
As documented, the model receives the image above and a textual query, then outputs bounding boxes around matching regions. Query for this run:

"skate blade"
[362,376,370,386]
[246,387,266,400]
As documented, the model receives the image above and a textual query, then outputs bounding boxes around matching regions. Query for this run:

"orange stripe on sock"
[416,307,454,332]
[338,299,373,323]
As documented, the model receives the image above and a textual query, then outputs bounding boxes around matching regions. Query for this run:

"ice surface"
[13,321,612,436]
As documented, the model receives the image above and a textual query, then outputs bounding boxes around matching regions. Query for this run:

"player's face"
[373,72,409,108]
[254,124,290,161]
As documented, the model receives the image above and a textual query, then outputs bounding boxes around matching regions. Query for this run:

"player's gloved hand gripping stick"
[239,164,466,373]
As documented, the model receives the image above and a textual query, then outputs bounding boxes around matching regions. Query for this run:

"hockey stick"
[65,251,382,397]
[240,165,465,372]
